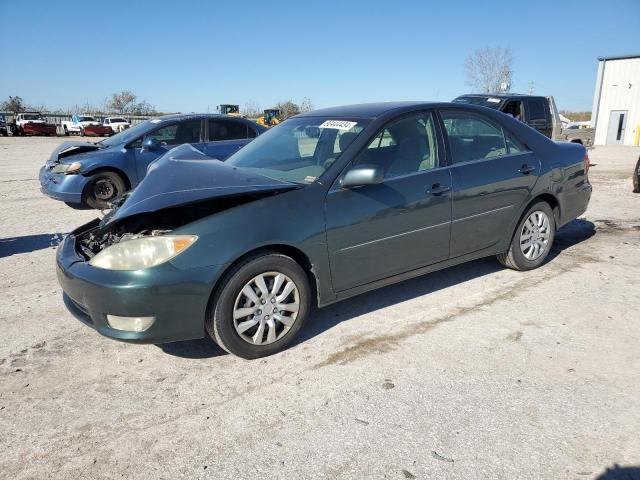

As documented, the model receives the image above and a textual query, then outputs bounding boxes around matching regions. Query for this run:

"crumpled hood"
[47,141,104,165]
[107,144,299,222]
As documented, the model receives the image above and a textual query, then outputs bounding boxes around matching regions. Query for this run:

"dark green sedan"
[57,102,592,358]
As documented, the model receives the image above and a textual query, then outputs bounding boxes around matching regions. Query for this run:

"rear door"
[440,109,540,257]
[524,97,552,137]
[205,119,256,159]
[325,110,452,291]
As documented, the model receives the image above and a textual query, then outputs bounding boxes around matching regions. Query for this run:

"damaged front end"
[75,190,293,260]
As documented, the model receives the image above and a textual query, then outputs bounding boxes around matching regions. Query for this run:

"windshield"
[98,120,155,147]
[23,114,44,120]
[110,118,126,123]
[226,117,369,184]
[79,116,96,122]
[452,96,504,109]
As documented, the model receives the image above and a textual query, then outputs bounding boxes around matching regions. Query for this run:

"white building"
[591,54,640,146]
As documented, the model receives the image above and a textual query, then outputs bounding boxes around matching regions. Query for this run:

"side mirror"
[142,137,161,151]
[340,164,384,188]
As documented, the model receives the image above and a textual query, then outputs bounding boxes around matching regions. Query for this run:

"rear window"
[209,119,249,141]
[526,99,547,122]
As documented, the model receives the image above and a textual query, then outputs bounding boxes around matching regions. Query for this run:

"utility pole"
[528,81,534,95]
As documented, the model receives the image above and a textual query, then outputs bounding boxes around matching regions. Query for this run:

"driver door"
[325,111,452,292]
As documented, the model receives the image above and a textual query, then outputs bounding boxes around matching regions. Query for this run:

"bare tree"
[241,100,262,118]
[106,90,137,114]
[131,100,157,115]
[465,47,514,94]
[276,100,301,120]
[1,96,26,114]
[299,97,314,113]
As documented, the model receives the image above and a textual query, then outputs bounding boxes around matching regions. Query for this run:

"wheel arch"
[207,244,321,316]
[503,192,561,250]
[82,166,131,190]
[524,192,560,224]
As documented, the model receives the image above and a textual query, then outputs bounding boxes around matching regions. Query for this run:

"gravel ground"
[0,137,639,480]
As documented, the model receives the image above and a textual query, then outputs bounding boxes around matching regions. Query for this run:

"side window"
[526,99,547,122]
[355,111,439,178]
[441,111,507,164]
[209,120,248,141]
[504,131,527,154]
[502,100,523,121]
[146,120,201,146]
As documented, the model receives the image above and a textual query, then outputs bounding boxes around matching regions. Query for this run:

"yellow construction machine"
[256,109,281,127]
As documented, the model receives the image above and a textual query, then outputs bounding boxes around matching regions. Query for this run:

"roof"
[456,93,545,99]
[296,101,441,119]
[154,113,228,121]
[597,53,640,61]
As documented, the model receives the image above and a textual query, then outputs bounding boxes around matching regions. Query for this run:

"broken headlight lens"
[89,235,197,270]
[51,162,81,174]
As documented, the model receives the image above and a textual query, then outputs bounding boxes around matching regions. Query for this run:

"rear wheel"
[207,253,311,359]
[633,156,640,193]
[497,201,555,271]
[84,171,127,209]
[63,126,69,136]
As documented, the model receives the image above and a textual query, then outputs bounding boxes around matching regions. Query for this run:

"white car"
[103,117,130,133]
[61,114,103,135]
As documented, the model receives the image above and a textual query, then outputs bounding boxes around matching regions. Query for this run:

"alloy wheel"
[520,210,551,261]
[232,271,300,345]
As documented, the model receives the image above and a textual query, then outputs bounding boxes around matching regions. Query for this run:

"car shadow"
[160,218,596,359]
[594,464,640,480]
[158,337,226,359]
[0,233,64,258]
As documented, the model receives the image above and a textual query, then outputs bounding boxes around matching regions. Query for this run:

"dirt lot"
[0,137,639,480]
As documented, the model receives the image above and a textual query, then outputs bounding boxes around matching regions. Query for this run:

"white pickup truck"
[61,115,104,135]
[103,117,130,133]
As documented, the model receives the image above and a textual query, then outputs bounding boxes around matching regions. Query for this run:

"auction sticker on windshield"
[319,120,357,131]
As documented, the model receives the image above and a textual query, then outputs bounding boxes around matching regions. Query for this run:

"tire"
[207,252,311,359]
[633,156,640,193]
[84,171,127,209]
[63,126,69,136]
[497,201,556,271]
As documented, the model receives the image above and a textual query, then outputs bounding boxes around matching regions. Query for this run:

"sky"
[1,0,639,113]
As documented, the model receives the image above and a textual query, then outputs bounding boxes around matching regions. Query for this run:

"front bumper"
[24,123,57,135]
[83,126,112,136]
[39,166,86,204]
[56,221,225,344]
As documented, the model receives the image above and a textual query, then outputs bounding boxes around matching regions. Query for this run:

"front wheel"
[497,202,556,271]
[84,171,127,209]
[207,253,311,359]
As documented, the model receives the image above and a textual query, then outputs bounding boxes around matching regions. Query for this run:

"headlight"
[51,162,81,174]
[89,235,197,270]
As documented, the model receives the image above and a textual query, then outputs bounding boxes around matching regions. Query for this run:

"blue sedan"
[39,113,266,209]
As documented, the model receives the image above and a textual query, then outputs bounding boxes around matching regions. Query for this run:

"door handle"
[519,164,536,175]
[427,183,450,196]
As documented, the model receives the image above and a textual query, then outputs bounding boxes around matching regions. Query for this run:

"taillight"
[583,152,590,173]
